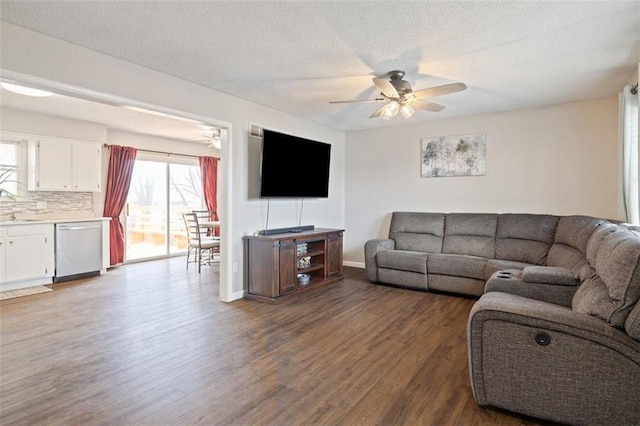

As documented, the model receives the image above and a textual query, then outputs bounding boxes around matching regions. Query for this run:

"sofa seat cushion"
[522,266,578,286]
[573,228,640,328]
[376,250,429,274]
[483,259,533,280]
[495,214,558,265]
[428,254,487,280]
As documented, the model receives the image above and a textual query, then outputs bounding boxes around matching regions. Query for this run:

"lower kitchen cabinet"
[0,224,55,290]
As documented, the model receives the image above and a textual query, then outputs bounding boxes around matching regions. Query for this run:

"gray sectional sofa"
[364,212,640,425]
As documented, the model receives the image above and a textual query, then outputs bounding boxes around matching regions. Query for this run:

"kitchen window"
[0,138,22,200]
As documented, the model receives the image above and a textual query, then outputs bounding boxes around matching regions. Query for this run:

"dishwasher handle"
[57,223,103,231]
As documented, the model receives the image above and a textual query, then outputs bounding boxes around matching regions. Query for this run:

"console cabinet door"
[279,240,297,294]
[326,232,343,277]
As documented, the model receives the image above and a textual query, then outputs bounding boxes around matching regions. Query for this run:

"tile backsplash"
[0,191,94,219]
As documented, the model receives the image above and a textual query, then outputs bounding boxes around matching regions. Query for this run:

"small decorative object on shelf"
[297,273,310,285]
[297,256,311,269]
[296,243,307,255]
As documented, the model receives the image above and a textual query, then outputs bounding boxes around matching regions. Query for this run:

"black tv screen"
[260,129,331,198]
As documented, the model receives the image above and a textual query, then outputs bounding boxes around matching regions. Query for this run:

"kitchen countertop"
[0,217,111,226]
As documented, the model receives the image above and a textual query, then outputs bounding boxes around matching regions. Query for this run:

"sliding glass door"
[125,156,203,261]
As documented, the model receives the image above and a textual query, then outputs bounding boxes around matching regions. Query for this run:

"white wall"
[1,23,346,300]
[1,107,107,141]
[344,97,619,265]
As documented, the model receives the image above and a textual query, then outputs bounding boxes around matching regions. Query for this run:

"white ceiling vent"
[249,123,263,139]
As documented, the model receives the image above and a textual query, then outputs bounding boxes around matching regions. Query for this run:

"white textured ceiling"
[1,1,639,132]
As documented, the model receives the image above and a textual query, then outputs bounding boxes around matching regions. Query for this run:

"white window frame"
[0,132,28,201]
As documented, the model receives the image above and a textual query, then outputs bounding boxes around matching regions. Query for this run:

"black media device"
[259,129,331,198]
[258,225,315,235]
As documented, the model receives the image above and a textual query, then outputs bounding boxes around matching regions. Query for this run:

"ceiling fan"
[329,70,467,119]
[189,129,222,149]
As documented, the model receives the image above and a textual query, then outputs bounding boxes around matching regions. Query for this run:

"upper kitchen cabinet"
[28,137,102,192]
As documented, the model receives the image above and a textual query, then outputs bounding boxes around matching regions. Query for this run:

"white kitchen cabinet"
[0,224,55,289]
[28,137,102,192]
[71,141,102,191]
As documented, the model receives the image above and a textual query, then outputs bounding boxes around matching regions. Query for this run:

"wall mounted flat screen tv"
[260,129,331,198]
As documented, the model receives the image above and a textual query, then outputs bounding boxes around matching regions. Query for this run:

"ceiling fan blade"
[369,102,389,118]
[372,78,399,98]
[329,98,385,104]
[412,82,467,100]
[413,100,446,112]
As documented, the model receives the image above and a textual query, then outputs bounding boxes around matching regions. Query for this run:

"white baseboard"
[227,290,245,302]
[343,261,365,269]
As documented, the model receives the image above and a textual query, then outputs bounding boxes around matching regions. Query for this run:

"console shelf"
[243,228,344,303]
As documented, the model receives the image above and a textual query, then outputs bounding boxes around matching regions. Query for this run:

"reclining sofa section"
[365,212,574,297]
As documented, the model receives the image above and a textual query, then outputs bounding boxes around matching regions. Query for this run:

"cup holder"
[497,271,514,279]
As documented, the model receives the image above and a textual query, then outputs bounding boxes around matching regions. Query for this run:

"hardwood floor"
[1,258,545,425]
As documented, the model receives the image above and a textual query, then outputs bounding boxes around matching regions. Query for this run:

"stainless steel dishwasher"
[55,221,103,281]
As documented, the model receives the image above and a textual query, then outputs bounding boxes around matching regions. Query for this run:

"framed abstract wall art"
[421,133,486,178]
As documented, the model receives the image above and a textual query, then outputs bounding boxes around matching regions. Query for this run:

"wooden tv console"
[243,228,344,303]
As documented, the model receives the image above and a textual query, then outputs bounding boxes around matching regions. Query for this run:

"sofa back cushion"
[547,216,604,280]
[389,212,444,253]
[572,227,640,328]
[586,222,618,266]
[442,213,497,258]
[495,214,558,265]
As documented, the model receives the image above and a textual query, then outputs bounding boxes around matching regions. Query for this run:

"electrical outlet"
[233,262,238,273]
[36,201,47,209]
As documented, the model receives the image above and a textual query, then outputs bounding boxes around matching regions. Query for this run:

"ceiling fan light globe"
[400,104,415,118]
[381,101,399,119]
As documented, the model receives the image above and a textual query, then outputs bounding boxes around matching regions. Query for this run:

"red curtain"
[199,156,219,236]
[103,145,137,266]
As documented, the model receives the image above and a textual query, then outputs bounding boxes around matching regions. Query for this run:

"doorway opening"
[0,71,233,301]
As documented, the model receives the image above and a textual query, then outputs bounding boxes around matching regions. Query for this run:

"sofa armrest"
[364,238,395,282]
[467,292,640,425]
[522,266,577,286]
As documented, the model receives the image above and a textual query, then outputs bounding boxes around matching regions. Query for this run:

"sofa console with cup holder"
[365,212,640,424]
